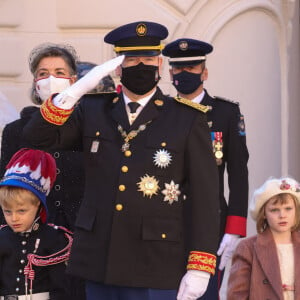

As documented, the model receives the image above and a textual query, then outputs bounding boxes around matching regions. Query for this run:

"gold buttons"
[124,150,132,157]
[161,142,167,147]
[161,233,167,239]
[95,131,100,136]
[119,185,126,191]
[121,166,128,173]
[115,204,123,211]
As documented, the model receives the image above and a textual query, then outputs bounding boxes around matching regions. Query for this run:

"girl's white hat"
[250,177,300,220]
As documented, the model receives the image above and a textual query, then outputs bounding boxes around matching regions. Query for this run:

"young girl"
[227,177,300,299]
[0,148,73,300]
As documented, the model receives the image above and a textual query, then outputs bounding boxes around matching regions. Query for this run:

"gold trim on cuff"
[40,97,74,125]
[187,251,217,275]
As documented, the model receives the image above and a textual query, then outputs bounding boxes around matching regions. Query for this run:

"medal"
[118,122,151,152]
[161,180,181,205]
[137,174,160,198]
[211,132,223,165]
[153,149,172,168]
[121,142,130,152]
[214,146,223,159]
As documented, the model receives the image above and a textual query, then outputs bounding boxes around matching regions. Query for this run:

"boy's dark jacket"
[0,221,69,299]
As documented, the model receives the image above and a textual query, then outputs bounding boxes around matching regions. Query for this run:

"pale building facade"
[0,0,299,298]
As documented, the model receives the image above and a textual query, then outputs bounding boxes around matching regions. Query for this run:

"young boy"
[0,148,72,300]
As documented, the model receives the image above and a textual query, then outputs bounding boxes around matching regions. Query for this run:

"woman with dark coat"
[0,43,87,300]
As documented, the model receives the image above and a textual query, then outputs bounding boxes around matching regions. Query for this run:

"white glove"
[217,233,239,270]
[53,55,125,109]
[177,270,210,300]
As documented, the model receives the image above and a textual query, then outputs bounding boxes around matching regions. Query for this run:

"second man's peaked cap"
[163,38,213,66]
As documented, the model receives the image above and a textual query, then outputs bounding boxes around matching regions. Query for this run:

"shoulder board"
[174,96,210,113]
[214,96,239,105]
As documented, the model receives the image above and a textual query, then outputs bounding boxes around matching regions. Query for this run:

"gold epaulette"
[174,96,210,113]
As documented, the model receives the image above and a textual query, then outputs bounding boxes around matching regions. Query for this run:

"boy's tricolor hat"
[0,148,57,223]
[163,38,213,67]
[250,177,300,220]
[104,21,168,56]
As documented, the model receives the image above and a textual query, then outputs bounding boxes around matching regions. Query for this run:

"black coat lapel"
[201,90,213,107]
[111,94,130,130]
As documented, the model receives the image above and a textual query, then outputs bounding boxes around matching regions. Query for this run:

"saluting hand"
[53,55,125,109]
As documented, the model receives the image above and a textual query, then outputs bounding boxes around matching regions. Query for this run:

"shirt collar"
[123,90,156,108]
[191,90,205,104]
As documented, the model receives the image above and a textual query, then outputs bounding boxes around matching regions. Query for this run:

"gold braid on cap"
[40,97,74,125]
[187,251,216,275]
[114,44,164,53]
[174,96,211,113]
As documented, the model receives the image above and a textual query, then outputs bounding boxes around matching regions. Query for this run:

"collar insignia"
[154,99,164,106]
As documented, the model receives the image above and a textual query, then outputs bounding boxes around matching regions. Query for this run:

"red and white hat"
[0,148,57,223]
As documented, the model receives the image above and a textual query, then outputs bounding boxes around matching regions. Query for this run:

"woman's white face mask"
[35,75,71,101]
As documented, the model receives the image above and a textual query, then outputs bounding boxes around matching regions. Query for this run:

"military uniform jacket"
[0,222,69,299]
[23,88,220,289]
[201,91,249,237]
[0,106,84,230]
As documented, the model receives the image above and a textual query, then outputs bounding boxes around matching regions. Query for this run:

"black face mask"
[172,71,203,95]
[121,62,160,95]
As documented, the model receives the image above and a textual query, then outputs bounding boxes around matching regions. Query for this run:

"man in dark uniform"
[23,22,220,300]
[163,38,249,299]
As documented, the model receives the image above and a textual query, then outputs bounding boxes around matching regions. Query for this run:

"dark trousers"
[199,256,224,300]
[85,281,177,300]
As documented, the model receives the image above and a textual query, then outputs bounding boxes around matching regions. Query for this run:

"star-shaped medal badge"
[137,174,160,198]
[161,180,181,205]
[153,149,172,168]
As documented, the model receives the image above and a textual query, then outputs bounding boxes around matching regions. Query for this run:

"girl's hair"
[29,43,78,104]
[256,193,300,233]
[0,186,40,208]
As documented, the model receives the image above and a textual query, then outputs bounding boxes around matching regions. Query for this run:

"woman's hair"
[29,43,79,104]
[256,193,300,233]
[0,186,40,208]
